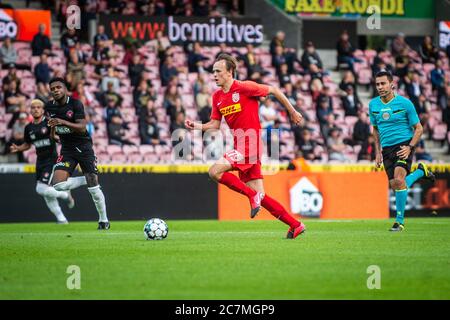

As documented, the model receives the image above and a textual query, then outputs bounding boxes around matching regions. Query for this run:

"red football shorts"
[224,149,263,183]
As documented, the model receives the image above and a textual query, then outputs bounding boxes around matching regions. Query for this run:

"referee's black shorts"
[382,140,414,180]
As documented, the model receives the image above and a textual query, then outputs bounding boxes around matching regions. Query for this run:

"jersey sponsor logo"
[55,126,72,134]
[220,103,241,117]
[66,110,74,118]
[382,112,390,120]
[55,161,71,168]
[30,133,36,140]
[289,177,323,217]
[33,139,51,148]
[232,92,240,103]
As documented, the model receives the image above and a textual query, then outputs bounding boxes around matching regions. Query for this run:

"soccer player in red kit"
[185,53,306,239]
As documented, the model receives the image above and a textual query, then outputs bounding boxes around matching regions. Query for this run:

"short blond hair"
[30,99,44,107]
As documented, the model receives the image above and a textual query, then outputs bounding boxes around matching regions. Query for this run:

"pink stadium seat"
[432,124,447,141]
[139,145,155,155]
[358,68,372,85]
[127,153,143,163]
[106,145,122,155]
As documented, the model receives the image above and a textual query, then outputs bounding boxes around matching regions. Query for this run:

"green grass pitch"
[1,218,449,299]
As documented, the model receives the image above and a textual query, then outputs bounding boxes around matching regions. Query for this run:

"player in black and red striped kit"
[45,77,110,230]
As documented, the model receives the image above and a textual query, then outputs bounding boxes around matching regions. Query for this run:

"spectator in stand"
[183,30,195,56]
[100,67,120,92]
[160,55,180,87]
[394,48,410,81]
[0,37,31,70]
[242,44,256,75]
[0,37,16,67]
[66,49,86,90]
[128,54,146,88]
[164,84,183,122]
[194,0,209,16]
[105,97,122,124]
[391,33,410,58]
[431,60,448,110]
[260,97,278,131]
[272,45,287,75]
[195,84,210,111]
[321,113,338,141]
[34,53,52,85]
[165,0,184,16]
[154,30,171,62]
[3,63,21,88]
[405,71,424,108]
[327,128,347,162]
[301,41,323,72]
[35,82,51,104]
[31,23,52,57]
[188,42,209,73]
[283,82,297,106]
[99,81,123,108]
[341,85,362,117]
[170,111,186,133]
[415,94,431,134]
[122,26,141,65]
[352,111,371,146]
[90,52,112,82]
[419,36,439,64]
[317,86,333,111]
[310,76,324,102]
[60,28,80,57]
[297,129,321,161]
[308,63,325,84]
[108,115,135,146]
[72,81,95,117]
[317,95,333,126]
[140,115,162,146]
[358,134,376,161]
[85,112,96,137]
[3,79,27,118]
[278,63,291,87]
[4,112,29,162]
[133,79,155,113]
[415,139,433,162]
[246,55,269,84]
[270,31,285,61]
[72,42,89,64]
[371,50,394,76]
[339,70,359,98]
[93,24,112,50]
[336,30,362,73]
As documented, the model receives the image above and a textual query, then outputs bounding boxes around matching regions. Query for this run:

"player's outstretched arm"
[10,143,31,153]
[185,119,220,131]
[268,86,303,125]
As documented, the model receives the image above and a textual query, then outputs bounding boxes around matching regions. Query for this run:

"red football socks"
[219,173,257,198]
[262,195,301,228]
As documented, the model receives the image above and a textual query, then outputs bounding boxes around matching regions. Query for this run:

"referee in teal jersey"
[369,71,435,231]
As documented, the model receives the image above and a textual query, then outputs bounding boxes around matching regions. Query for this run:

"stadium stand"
[0,0,449,165]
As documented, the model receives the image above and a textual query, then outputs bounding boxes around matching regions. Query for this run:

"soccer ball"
[143,218,169,240]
